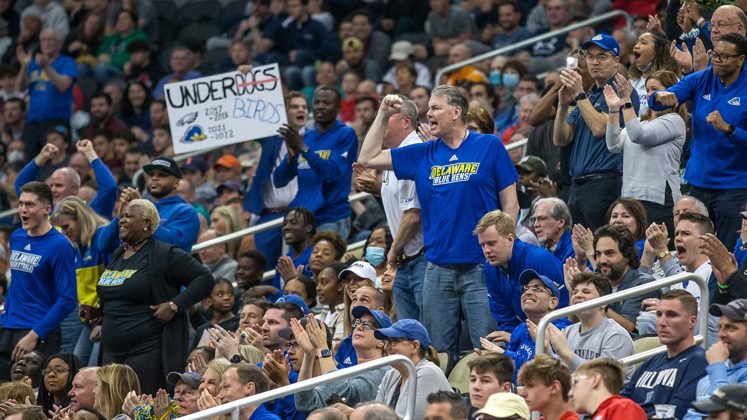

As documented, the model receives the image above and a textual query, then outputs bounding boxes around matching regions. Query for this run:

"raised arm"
[552,84,575,146]
[359,95,401,171]
[77,139,117,218]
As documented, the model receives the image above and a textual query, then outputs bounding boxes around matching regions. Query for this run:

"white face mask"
[636,59,653,73]
[7,150,24,163]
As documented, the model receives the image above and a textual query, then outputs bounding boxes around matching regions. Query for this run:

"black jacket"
[714,261,747,304]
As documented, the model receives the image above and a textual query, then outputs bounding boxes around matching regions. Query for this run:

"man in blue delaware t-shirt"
[650,33,747,251]
[16,28,77,158]
[357,88,520,367]
[275,86,358,240]
[621,290,707,420]
[0,182,77,381]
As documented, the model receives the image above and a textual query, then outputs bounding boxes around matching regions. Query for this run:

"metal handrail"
[434,10,632,85]
[621,335,704,367]
[178,355,418,420]
[0,208,18,220]
[131,145,226,187]
[260,239,366,281]
[535,272,710,363]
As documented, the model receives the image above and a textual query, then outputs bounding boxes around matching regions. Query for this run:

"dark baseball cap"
[166,371,202,389]
[351,306,393,329]
[692,384,747,413]
[374,319,431,349]
[217,180,245,195]
[709,299,747,322]
[181,157,207,174]
[144,157,182,178]
[515,156,547,177]
[519,269,560,298]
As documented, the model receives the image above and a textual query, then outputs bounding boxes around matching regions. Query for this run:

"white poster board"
[164,63,288,154]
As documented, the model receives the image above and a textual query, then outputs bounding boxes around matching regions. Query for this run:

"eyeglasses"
[708,51,743,63]
[712,20,739,29]
[352,319,377,331]
[585,53,613,63]
[385,337,409,346]
[522,284,551,295]
[42,366,70,376]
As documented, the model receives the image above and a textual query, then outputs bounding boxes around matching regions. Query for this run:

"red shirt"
[592,395,647,420]
[539,410,581,420]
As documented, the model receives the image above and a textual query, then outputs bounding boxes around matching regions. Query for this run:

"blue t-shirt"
[621,345,707,420]
[274,121,358,224]
[391,131,519,264]
[484,238,566,333]
[649,67,747,189]
[334,334,357,369]
[26,54,77,122]
[3,227,77,339]
[568,77,640,177]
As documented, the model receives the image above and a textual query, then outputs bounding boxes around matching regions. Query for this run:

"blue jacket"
[735,238,747,267]
[621,345,707,420]
[649,67,747,189]
[274,121,357,224]
[504,317,572,381]
[99,195,200,253]
[335,334,357,369]
[245,135,285,215]
[683,359,747,420]
[16,158,117,218]
[549,230,575,263]
[484,239,567,333]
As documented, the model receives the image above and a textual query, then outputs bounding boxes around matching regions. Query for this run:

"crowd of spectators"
[0,0,746,419]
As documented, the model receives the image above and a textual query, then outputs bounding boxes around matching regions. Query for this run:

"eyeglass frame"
[708,50,744,63]
[584,52,615,63]
[42,366,71,376]
[384,337,411,347]
[521,284,552,295]
[712,20,740,29]
[352,319,378,331]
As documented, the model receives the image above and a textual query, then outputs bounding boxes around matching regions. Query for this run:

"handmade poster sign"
[164,63,287,154]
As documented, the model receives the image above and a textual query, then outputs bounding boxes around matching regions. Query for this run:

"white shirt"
[631,77,649,118]
[669,260,711,305]
[381,131,424,257]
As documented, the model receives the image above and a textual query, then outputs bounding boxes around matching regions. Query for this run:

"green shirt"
[97,28,148,69]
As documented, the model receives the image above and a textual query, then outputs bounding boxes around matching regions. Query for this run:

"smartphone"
[566,56,579,69]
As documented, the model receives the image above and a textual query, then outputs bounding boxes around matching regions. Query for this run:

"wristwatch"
[574,92,588,102]
[657,249,669,259]
[317,349,332,359]
[622,102,634,109]
[230,354,243,364]
[727,124,736,137]
[168,301,178,312]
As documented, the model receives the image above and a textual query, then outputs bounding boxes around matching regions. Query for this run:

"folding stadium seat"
[154,0,178,44]
[176,0,222,27]
[76,76,98,109]
[200,47,228,75]
[177,23,222,47]
[447,352,479,393]
[438,352,449,374]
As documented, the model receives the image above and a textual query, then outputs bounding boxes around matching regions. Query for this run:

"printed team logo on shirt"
[98,269,139,286]
[297,150,331,170]
[10,250,42,273]
[728,97,741,106]
[633,367,678,389]
[703,94,711,100]
[429,162,480,185]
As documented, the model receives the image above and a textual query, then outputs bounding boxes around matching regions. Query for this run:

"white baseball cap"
[339,261,377,283]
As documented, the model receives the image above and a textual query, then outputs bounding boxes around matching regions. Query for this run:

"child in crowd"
[192,279,239,349]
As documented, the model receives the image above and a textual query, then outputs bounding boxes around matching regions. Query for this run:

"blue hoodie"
[484,239,567,333]
[504,317,572,381]
[621,345,707,420]
[15,158,118,218]
[273,121,357,224]
[683,359,747,420]
[98,194,200,253]
[648,67,747,189]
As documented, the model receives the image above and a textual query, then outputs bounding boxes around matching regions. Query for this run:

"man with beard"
[651,33,747,251]
[99,157,199,253]
[592,225,658,333]
[489,1,533,51]
[78,92,127,140]
[275,86,357,239]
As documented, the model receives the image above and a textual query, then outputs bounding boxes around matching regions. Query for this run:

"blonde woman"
[95,363,140,419]
[52,196,109,366]
[197,358,231,400]
[210,205,252,259]
[98,199,214,394]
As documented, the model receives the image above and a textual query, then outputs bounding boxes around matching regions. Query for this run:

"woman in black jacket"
[97,199,213,394]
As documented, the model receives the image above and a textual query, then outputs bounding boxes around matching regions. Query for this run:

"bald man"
[15,139,117,218]
[68,367,99,412]
[445,44,487,85]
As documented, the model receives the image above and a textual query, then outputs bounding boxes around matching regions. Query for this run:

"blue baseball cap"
[181,157,207,174]
[581,34,620,57]
[351,306,393,329]
[519,269,560,298]
[275,294,310,315]
[374,319,431,348]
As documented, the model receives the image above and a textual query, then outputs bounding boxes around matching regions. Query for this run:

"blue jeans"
[92,62,124,84]
[422,262,497,366]
[317,217,351,241]
[394,254,426,321]
[74,323,100,366]
[689,186,747,251]
[60,310,82,353]
[254,211,286,270]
